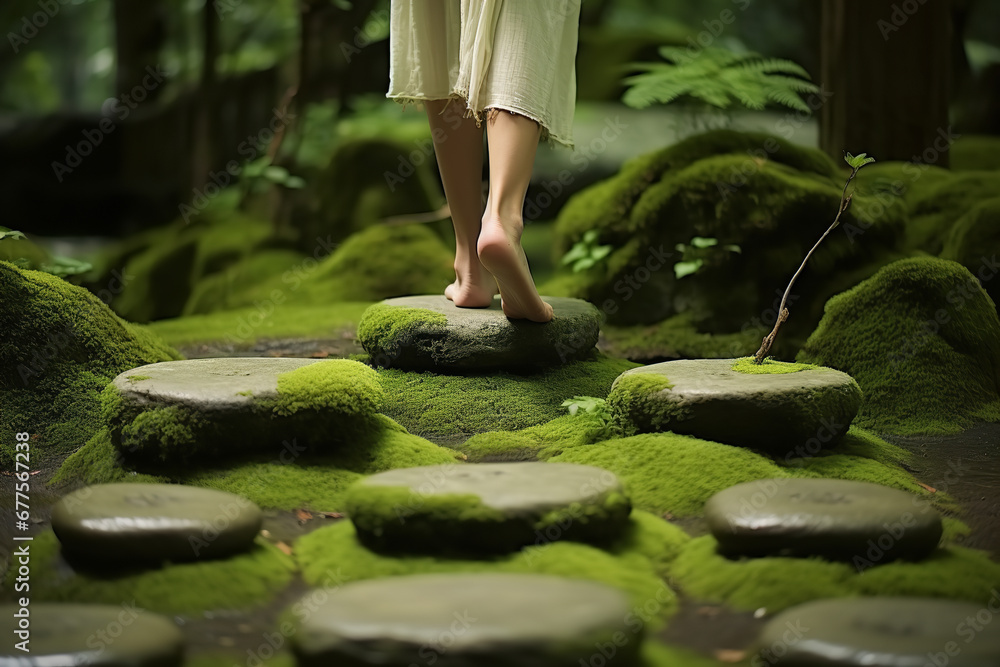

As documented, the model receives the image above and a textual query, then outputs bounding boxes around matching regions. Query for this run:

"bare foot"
[444,249,497,308]
[477,216,554,322]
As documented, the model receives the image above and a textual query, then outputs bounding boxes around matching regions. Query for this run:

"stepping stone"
[345,462,630,554]
[609,358,862,454]
[289,573,641,667]
[705,478,942,563]
[356,295,602,372]
[52,483,262,564]
[107,357,382,462]
[753,597,1000,666]
[0,603,184,665]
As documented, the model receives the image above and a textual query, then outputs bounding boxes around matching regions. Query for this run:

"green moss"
[906,171,1000,255]
[601,313,767,363]
[731,357,819,374]
[377,351,638,437]
[461,413,611,462]
[295,511,683,627]
[548,432,792,517]
[275,359,384,418]
[0,263,181,469]
[184,654,295,667]
[941,197,1000,306]
[146,302,372,348]
[606,373,680,436]
[54,415,463,511]
[182,249,308,316]
[670,535,1000,614]
[546,130,902,338]
[641,643,723,667]
[125,374,152,383]
[357,304,447,363]
[12,531,295,615]
[344,479,632,555]
[950,134,1000,171]
[797,257,1000,434]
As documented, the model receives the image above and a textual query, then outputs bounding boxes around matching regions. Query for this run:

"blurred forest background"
[2,0,998,238]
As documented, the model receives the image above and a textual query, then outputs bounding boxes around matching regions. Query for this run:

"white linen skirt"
[387,0,581,148]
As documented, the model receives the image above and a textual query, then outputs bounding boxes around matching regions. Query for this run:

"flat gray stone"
[345,462,631,554]
[357,295,601,371]
[0,603,184,666]
[107,357,380,462]
[289,573,641,667]
[705,478,942,562]
[753,597,1000,666]
[609,358,862,453]
[52,483,262,564]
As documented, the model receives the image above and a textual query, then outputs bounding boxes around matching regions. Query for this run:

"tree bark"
[820,0,953,166]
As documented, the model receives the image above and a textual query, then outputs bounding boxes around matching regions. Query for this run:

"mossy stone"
[106,358,382,462]
[609,359,861,454]
[0,603,184,666]
[752,597,1000,666]
[705,478,942,562]
[941,197,1000,307]
[288,573,641,667]
[51,483,262,563]
[345,462,631,554]
[357,295,602,372]
[797,257,1000,434]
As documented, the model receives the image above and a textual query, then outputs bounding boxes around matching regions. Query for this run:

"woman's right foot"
[477,216,554,322]
[444,250,498,308]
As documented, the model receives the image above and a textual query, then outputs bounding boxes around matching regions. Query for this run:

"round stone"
[609,358,862,454]
[0,603,184,666]
[752,597,1000,666]
[356,295,602,371]
[107,357,381,462]
[52,483,262,564]
[345,462,631,553]
[705,478,942,562]
[289,573,641,667]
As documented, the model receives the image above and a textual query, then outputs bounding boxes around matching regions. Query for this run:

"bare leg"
[424,99,497,308]
[477,111,554,322]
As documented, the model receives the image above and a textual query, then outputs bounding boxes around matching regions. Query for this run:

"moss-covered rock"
[797,257,1000,434]
[295,510,687,626]
[950,134,1000,171]
[941,196,1000,307]
[905,170,1000,255]
[11,531,295,615]
[375,351,638,439]
[543,130,904,342]
[301,138,445,246]
[0,262,181,468]
[344,463,631,555]
[53,414,463,512]
[670,534,1000,614]
[103,358,384,463]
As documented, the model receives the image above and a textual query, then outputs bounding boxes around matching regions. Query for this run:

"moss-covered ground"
[376,350,638,437]
[11,531,295,615]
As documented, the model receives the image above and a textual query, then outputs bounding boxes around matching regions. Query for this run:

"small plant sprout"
[752,151,876,364]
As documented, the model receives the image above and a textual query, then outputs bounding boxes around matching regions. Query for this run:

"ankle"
[482,213,524,241]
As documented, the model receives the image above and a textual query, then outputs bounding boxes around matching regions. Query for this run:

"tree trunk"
[190,0,220,191]
[113,0,167,102]
[820,0,953,167]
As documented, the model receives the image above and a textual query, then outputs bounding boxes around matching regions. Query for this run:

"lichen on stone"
[730,357,819,374]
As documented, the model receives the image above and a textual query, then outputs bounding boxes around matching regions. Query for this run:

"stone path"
[754,597,1000,666]
[704,478,942,562]
[52,483,262,564]
[345,462,630,553]
[289,573,640,667]
[357,295,602,371]
[609,358,862,454]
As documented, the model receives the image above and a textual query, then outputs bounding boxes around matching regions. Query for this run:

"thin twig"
[752,165,864,363]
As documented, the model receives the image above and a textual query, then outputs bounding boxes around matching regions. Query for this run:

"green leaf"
[845,152,877,169]
[263,165,289,181]
[284,175,307,189]
[0,229,27,241]
[689,236,718,249]
[573,257,596,272]
[40,256,92,278]
[674,259,703,279]
[723,244,742,254]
